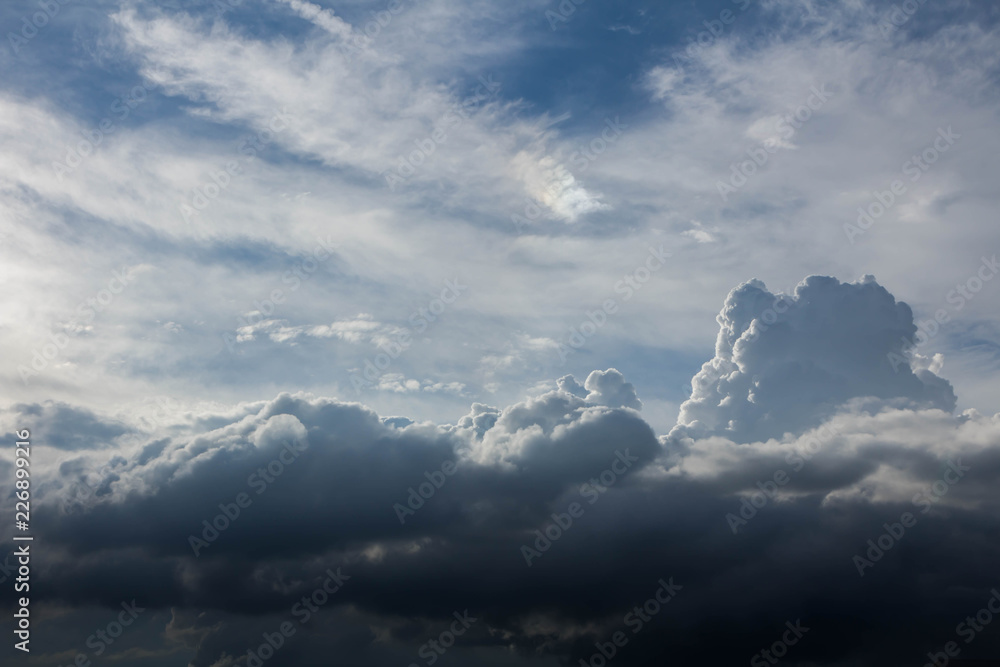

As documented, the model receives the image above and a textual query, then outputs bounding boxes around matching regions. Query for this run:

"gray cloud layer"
[3,275,999,667]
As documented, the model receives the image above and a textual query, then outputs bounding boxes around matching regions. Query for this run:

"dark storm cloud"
[12,401,131,450]
[4,278,1000,667]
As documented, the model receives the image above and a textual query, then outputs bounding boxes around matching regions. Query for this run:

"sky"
[1,0,999,665]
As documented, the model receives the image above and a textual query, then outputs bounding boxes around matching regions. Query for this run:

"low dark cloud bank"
[3,275,1000,667]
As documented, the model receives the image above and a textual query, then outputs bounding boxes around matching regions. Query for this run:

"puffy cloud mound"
[556,368,643,410]
[674,275,957,443]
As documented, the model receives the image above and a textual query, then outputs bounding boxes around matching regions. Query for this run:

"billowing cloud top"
[675,274,957,442]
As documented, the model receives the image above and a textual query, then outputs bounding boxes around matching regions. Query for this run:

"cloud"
[0,274,997,666]
[3,1,1000,665]
[274,0,355,42]
[8,401,131,450]
[235,314,382,345]
[108,5,548,216]
[556,368,642,410]
[674,274,957,442]
[6,366,1000,667]
[371,374,466,395]
[681,227,716,244]
[510,150,609,223]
